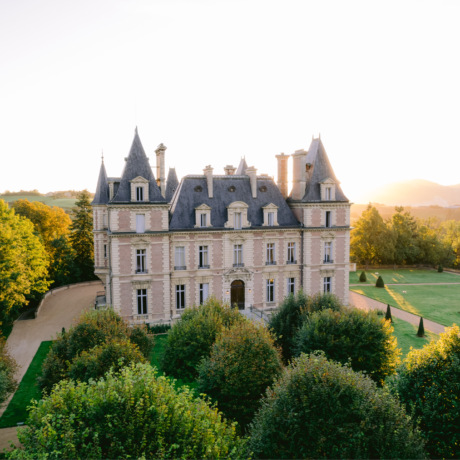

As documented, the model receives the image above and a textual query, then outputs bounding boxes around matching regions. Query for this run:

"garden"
[1,293,459,459]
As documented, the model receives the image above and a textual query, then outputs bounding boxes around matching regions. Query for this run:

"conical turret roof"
[165,167,179,202]
[92,161,109,205]
[235,157,249,175]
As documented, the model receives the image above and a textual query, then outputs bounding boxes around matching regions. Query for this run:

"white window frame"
[323,277,331,293]
[234,212,242,230]
[288,277,295,295]
[136,249,146,273]
[199,245,209,268]
[287,242,296,263]
[233,244,243,266]
[136,214,145,234]
[199,283,209,305]
[266,243,275,264]
[137,289,147,315]
[324,242,332,263]
[174,246,185,269]
[176,285,185,309]
[267,279,275,302]
[136,186,144,202]
[325,211,331,228]
[104,244,107,259]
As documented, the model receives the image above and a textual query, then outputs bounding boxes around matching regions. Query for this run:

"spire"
[92,160,109,205]
[101,150,104,164]
[165,167,179,202]
[235,157,249,175]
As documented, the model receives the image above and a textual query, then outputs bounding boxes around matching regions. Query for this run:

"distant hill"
[356,179,460,207]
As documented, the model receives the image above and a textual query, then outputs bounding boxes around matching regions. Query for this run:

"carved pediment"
[132,238,150,247]
[223,267,253,282]
[129,176,149,183]
[262,203,279,210]
[319,177,336,185]
[320,269,335,277]
[132,280,152,289]
[227,201,249,209]
[195,203,212,210]
[321,231,336,240]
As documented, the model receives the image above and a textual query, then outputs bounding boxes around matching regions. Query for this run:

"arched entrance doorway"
[230,280,245,310]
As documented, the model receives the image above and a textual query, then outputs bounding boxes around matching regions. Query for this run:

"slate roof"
[165,168,179,202]
[169,175,300,230]
[235,158,249,175]
[92,162,109,205]
[111,129,166,204]
[297,138,349,202]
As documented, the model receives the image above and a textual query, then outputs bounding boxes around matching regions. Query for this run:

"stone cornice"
[288,202,352,209]
[107,204,169,209]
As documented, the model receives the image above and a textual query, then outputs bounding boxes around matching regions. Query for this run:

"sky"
[1,0,459,203]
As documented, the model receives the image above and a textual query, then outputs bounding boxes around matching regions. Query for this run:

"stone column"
[204,165,214,198]
[155,144,167,197]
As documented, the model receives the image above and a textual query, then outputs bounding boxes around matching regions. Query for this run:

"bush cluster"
[198,321,282,429]
[0,336,18,406]
[389,325,460,459]
[161,297,245,380]
[248,353,426,459]
[359,271,367,282]
[11,363,246,459]
[146,323,171,334]
[38,309,154,392]
[294,307,401,385]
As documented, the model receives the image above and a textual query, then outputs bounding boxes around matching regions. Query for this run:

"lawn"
[0,195,76,210]
[390,317,438,358]
[0,341,53,428]
[351,284,460,327]
[349,269,460,285]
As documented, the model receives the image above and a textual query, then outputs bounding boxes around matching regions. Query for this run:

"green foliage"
[359,271,367,282]
[389,326,460,459]
[38,309,154,392]
[248,353,426,459]
[0,336,18,406]
[376,275,385,287]
[0,200,50,330]
[417,317,425,337]
[294,308,401,385]
[10,363,246,460]
[161,297,245,380]
[390,206,420,265]
[198,321,283,429]
[385,304,392,321]
[48,236,80,288]
[438,264,444,272]
[146,323,171,334]
[268,291,342,363]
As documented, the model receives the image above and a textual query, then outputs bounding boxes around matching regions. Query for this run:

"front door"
[230,280,245,310]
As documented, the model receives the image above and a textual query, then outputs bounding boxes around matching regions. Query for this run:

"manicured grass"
[390,317,439,358]
[150,335,198,393]
[0,195,76,210]
[350,269,460,285]
[0,341,53,428]
[351,284,460,327]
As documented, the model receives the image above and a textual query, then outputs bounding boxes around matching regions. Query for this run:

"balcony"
[198,265,210,269]
[286,260,297,264]
[174,266,187,270]
[233,263,244,268]
[265,261,277,266]
[323,259,334,264]
[135,269,148,274]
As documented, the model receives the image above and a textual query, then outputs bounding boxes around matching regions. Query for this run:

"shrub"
[416,317,425,337]
[38,309,154,392]
[10,363,246,459]
[161,297,245,380]
[248,353,426,459]
[389,325,460,459]
[385,304,392,322]
[0,336,18,406]
[198,321,283,429]
[146,323,171,334]
[376,275,385,287]
[294,308,401,385]
[269,291,342,363]
[359,271,367,282]
[438,264,443,273]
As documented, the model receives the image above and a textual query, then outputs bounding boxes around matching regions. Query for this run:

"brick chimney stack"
[245,166,258,198]
[203,165,214,198]
[275,153,289,199]
[224,165,237,175]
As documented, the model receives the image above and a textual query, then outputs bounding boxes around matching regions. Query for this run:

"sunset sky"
[1,0,459,203]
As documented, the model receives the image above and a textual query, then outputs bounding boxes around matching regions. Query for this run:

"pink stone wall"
[120,283,132,318]
[119,244,132,275]
[150,210,163,231]
[310,271,320,295]
[311,235,321,265]
[312,208,321,227]
[189,277,195,306]
[336,237,345,264]
[291,208,302,223]
[254,272,263,307]
[213,274,222,300]
[335,270,345,301]
[336,208,346,226]
[189,240,195,269]
[254,238,263,266]
[213,238,222,268]
[150,243,163,273]
[278,272,284,302]
[151,280,164,315]
[118,211,131,231]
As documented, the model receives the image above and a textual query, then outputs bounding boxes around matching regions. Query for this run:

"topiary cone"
[417,317,425,337]
[376,276,385,288]
[385,304,392,322]
[438,265,443,273]
[359,271,367,282]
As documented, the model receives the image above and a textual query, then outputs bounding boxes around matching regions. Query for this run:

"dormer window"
[234,213,242,230]
[129,176,150,202]
[136,187,144,201]
[320,178,336,201]
[325,187,331,201]
[200,214,207,227]
[262,203,279,227]
[267,212,274,226]
[225,202,250,229]
[195,204,212,228]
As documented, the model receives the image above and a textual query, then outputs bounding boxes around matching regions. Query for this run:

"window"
[136,249,146,273]
[136,187,144,201]
[137,289,147,315]
[266,243,276,265]
[199,283,209,304]
[233,244,243,266]
[200,214,207,227]
[136,214,145,233]
[326,211,331,227]
[324,277,331,293]
[267,212,274,226]
[287,242,296,263]
[199,246,209,268]
[176,285,185,309]
[234,212,242,229]
[288,277,295,295]
[174,247,185,269]
[325,187,332,201]
[102,213,107,227]
[266,279,275,302]
[324,242,332,263]
[104,244,107,259]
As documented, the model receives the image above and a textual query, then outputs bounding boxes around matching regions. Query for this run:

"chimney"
[155,143,167,197]
[275,153,289,199]
[204,165,214,198]
[246,166,257,198]
[224,165,237,175]
[291,149,307,200]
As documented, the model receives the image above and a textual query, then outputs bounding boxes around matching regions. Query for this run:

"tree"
[389,206,420,266]
[376,275,385,287]
[0,200,50,329]
[438,264,443,273]
[416,221,453,266]
[416,317,425,337]
[69,190,97,281]
[359,271,367,282]
[248,353,426,459]
[350,205,396,269]
[0,336,18,406]
[198,321,283,430]
[48,236,80,287]
[11,364,247,459]
[294,308,401,385]
[389,326,460,458]
[385,304,392,322]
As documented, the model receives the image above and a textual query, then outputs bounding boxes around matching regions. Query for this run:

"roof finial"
[101,150,104,164]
